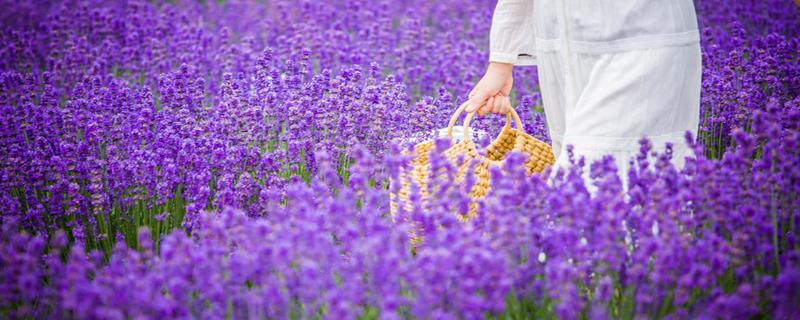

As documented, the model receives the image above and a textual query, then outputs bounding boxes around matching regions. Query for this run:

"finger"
[491,95,503,114]
[478,103,492,117]
[465,89,490,113]
[480,96,495,116]
[501,96,512,114]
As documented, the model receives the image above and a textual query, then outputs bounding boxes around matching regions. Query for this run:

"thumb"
[465,89,490,113]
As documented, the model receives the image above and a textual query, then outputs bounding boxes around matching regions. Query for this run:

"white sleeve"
[489,0,536,66]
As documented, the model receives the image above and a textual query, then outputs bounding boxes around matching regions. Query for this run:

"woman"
[466,0,702,179]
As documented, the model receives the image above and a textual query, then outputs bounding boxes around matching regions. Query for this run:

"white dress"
[489,0,702,181]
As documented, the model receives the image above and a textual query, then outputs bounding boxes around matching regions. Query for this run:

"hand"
[465,62,514,116]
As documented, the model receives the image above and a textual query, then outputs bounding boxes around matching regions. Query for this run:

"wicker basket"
[389,101,555,223]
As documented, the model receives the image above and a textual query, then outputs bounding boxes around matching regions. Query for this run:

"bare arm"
[466,0,535,116]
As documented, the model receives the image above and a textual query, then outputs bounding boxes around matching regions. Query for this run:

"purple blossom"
[0,0,799,318]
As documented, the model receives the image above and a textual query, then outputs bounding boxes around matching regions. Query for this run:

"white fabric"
[489,0,702,182]
[490,0,700,65]
[489,0,537,65]
[392,126,487,147]
[538,43,702,180]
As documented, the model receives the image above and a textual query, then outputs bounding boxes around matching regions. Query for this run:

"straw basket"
[389,101,555,222]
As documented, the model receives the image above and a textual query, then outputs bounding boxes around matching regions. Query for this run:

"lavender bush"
[1,0,798,318]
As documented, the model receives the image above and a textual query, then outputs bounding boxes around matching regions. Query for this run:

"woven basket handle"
[446,101,525,142]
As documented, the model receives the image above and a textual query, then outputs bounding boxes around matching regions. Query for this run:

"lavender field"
[1,0,799,319]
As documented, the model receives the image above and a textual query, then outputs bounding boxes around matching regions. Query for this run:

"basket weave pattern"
[390,102,556,223]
